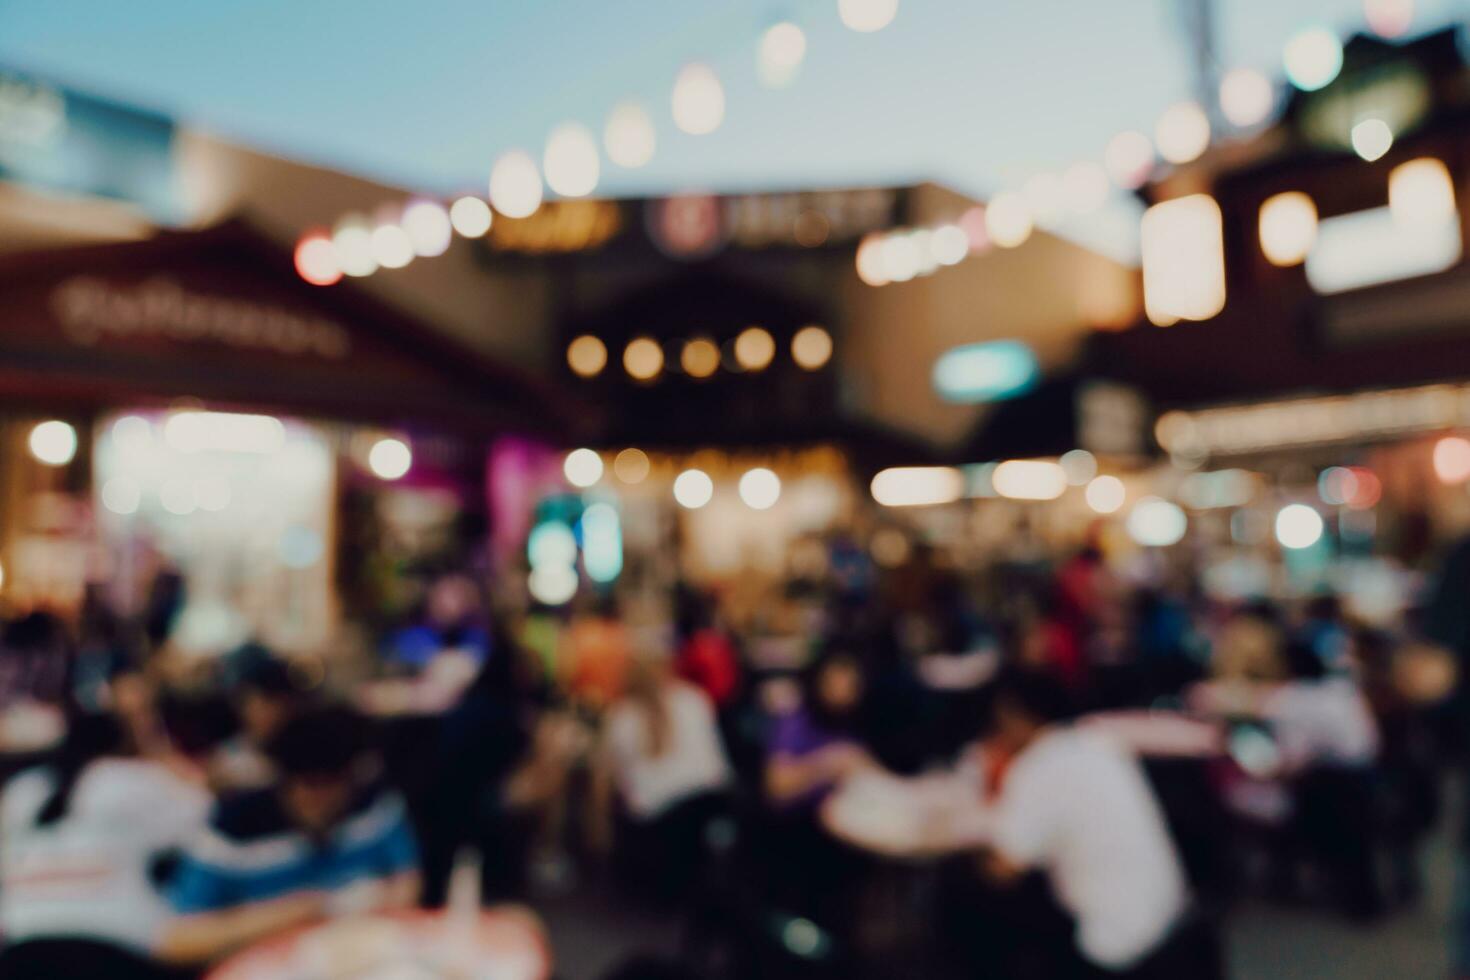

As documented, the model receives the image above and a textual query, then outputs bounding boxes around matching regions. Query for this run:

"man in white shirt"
[980,669,1217,979]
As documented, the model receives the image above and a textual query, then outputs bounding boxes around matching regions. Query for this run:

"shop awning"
[0,221,575,436]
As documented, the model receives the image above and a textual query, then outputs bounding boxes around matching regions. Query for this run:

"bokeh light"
[758,21,807,88]
[544,122,600,198]
[1059,449,1097,486]
[1283,27,1343,92]
[332,215,378,277]
[370,223,414,269]
[1154,101,1211,165]
[1104,130,1154,189]
[930,224,969,266]
[985,191,1033,249]
[604,102,657,169]
[855,232,890,286]
[735,326,776,371]
[672,63,725,136]
[567,335,608,378]
[870,466,964,507]
[1085,475,1126,514]
[1350,118,1394,162]
[401,200,453,257]
[1389,158,1456,226]
[739,467,782,510]
[838,0,899,33]
[992,460,1067,500]
[368,437,412,480]
[28,420,77,466]
[1021,172,1064,228]
[1365,0,1414,38]
[489,150,544,218]
[681,337,722,379]
[294,233,341,286]
[624,337,665,381]
[1219,68,1275,128]
[449,196,493,237]
[1434,436,1470,483]
[564,448,605,488]
[1275,503,1325,549]
[1258,191,1318,266]
[613,448,651,484]
[528,564,579,606]
[101,476,141,515]
[673,468,715,509]
[1318,467,1359,506]
[880,234,921,281]
[1127,497,1187,546]
[1061,161,1110,215]
[791,325,833,370]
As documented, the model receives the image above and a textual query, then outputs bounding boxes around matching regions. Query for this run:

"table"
[206,907,552,980]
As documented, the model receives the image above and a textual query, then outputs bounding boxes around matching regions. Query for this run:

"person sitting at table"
[0,708,210,977]
[385,573,492,672]
[591,650,732,903]
[764,653,876,809]
[210,651,302,793]
[158,705,421,966]
[978,669,1213,980]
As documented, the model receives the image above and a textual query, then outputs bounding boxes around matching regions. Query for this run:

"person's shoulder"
[209,786,291,841]
[336,784,409,847]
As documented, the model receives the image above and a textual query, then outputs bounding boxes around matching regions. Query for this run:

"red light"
[1434,437,1470,484]
[294,233,341,286]
[1345,467,1381,509]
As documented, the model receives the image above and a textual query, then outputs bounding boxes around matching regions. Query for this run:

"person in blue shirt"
[385,574,492,672]
[159,706,420,967]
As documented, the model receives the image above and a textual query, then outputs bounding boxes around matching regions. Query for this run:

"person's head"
[803,654,866,730]
[427,574,478,628]
[1212,613,1286,684]
[989,668,1078,754]
[266,706,368,836]
[235,657,298,744]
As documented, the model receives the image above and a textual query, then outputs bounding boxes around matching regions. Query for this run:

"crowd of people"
[0,526,1460,979]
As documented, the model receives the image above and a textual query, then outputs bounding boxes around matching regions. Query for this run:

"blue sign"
[0,69,179,222]
[932,340,1039,404]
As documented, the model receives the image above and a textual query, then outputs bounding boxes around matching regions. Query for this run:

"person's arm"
[157,891,326,965]
[764,743,874,804]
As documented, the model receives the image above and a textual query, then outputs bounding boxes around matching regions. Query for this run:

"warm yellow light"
[734,327,776,372]
[544,123,600,198]
[985,191,1033,249]
[624,338,664,382]
[1141,194,1226,326]
[450,196,493,237]
[1259,191,1318,266]
[1219,68,1275,129]
[855,232,890,286]
[564,448,605,488]
[672,63,725,136]
[1155,101,1211,165]
[992,460,1068,500]
[567,335,608,378]
[1389,158,1456,227]
[681,337,721,379]
[870,467,964,507]
[791,325,833,370]
[673,468,714,509]
[489,150,543,218]
[28,420,77,466]
[370,224,414,270]
[604,102,656,169]
[1085,475,1126,514]
[613,448,651,484]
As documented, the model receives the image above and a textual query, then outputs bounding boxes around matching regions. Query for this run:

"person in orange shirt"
[561,598,633,711]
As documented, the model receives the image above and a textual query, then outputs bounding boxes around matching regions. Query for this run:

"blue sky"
[1,0,1464,205]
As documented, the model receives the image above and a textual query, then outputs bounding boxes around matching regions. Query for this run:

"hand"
[820,743,878,780]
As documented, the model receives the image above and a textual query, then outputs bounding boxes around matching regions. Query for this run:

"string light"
[624,337,665,381]
[758,22,807,88]
[489,150,543,218]
[838,0,899,33]
[605,102,656,168]
[985,192,1033,249]
[673,468,715,509]
[1155,101,1211,165]
[332,215,377,278]
[735,327,776,371]
[1219,68,1275,129]
[1389,158,1456,226]
[449,196,493,237]
[791,325,833,370]
[1350,118,1394,162]
[294,233,341,286]
[370,223,414,269]
[672,63,725,135]
[544,123,600,198]
[568,335,608,378]
[1283,27,1343,92]
[1258,191,1318,266]
[401,200,453,257]
[681,337,721,378]
[1104,130,1154,190]
[564,448,605,488]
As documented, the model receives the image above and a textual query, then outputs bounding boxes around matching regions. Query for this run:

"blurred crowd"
[0,526,1462,980]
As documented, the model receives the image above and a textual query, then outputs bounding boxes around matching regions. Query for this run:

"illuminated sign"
[1305,205,1461,295]
[932,340,1038,404]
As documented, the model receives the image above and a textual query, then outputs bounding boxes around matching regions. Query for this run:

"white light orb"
[331,215,378,277]
[401,200,453,257]
[28,420,77,466]
[1104,130,1155,189]
[673,468,715,509]
[101,477,141,515]
[1219,68,1275,128]
[1284,28,1343,92]
[1351,118,1394,162]
[1258,191,1318,266]
[488,150,544,218]
[1061,161,1110,214]
[758,22,807,88]
[604,102,657,168]
[985,191,1033,249]
[1155,101,1211,165]
[838,0,899,33]
[1275,503,1325,549]
[791,325,834,370]
[194,475,232,513]
[528,564,579,606]
[1389,158,1456,227]
[368,437,412,480]
[739,467,782,510]
[294,233,341,286]
[1059,449,1098,486]
[564,448,605,488]
[528,521,579,569]
[449,196,493,237]
[111,415,153,455]
[1127,496,1188,546]
[855,232,890,286]
[930,224,969,266]
[544,122,600,198]
[1434,436,1470,484]
[370,223,414,269]
[672,63,725,136]
[1085,475,1126,514]
[1365,0,1414,39]
[880,233,921,281]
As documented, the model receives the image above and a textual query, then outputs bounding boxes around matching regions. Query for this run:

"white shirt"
[0,758,211,952]
[991,728,1188,969]
[605,682,730,819]
[1263,678,1379,771]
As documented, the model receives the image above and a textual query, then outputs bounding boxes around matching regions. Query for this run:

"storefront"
[0,221,566,655]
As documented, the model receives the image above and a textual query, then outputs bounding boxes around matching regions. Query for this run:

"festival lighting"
[370,223,414,269]
[1059,449,1097,486]
[101,477,142,515]
[624,338,665,382]
[1154,101,1211,165]
[489,150,543,218]
[294,233,341,286]
[1085,475,1126,514]
[1306,206,1461,294]
[1434,436,1470,484]
[1219,68,1275,128]
[1275,503,1325,549]
[1365,0,1414,38]
[1258,192,1318,266]
[567,335,609,378]
[1104,130,1154,190]
[580,503,623,583]
[1389,158,1456,227]
[855,233,890,286]
[563,448,605,488]
[1127,497,1188,547]
[672,63,725,135]
[758,22,807,88]
[544,123,600,198]
[880,233,921,281]
[735,327,776,371]
[613,448,651,484]
[932,340,1038,404]
[1141,194,1226,325]
[28,420,76,466]
[681,337,721,379]
[791,325,834,370]
[930,224,969,266]
[604,102,657,168]
[738,468,782,510]
[401,200,453,257]
[332,215,377,278]
[870,467,964,507]
[673,469,715,509]
[449,196,493,237]
[992,460,1068,500]
[368,437,412,480]
[1350,118,1394,162]
[838,0,899,33]
[1283,28,1343,91]
[528,565,579,605]
[985,191,1033,249]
